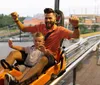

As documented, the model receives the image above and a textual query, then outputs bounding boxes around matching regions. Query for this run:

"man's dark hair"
[44,8,55,14]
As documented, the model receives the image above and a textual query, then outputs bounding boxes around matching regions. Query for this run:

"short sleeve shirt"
[25,24,73,54]
[24,46,44,66]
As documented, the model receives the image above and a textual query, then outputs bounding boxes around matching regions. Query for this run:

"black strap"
[0,59,7,69]
[44,30,55,41]
[59,50,64,69]
[0,59,12,70]
[45,29,64,69]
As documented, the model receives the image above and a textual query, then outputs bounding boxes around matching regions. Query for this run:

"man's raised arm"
[11,12,26,32]
[69,16,80,38]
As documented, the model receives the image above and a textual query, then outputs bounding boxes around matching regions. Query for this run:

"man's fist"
[11,12,19,21]
[69,16,79,28]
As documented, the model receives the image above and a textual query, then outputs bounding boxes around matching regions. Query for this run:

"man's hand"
[69,16,79,28]
[8,40,13,48]
[11,12,19,22]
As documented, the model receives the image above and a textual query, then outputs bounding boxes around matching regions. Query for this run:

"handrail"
[50,34,100,85]
[63,34,100,53]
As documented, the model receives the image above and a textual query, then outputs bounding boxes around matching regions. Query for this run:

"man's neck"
[47,24,57,32]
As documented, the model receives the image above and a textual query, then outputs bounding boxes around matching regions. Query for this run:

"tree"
[0,14,25,28]
[91,24,100,32]
[79,24,89,34]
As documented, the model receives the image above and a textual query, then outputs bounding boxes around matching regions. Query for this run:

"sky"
[0,0,100,17]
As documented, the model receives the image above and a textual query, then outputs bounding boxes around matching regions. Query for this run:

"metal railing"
[50,34,100,85]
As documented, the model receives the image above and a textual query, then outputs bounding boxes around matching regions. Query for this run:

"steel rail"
[50,40,100,85]
[50,34,100,85]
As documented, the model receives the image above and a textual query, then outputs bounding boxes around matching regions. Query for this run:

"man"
[3,8,80,84]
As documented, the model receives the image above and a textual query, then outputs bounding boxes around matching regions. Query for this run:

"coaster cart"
[0,1,67,84]
[0,49,66,85]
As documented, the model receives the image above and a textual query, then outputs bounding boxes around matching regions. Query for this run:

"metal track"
[50,34,100,85]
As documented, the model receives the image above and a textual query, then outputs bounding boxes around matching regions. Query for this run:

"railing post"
[73,67,76,85]
[96,44,100,65]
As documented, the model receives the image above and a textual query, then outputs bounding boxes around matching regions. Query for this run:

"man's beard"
[45,21,55,29]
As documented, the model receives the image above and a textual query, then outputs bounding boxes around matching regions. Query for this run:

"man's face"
[45,13,56,29]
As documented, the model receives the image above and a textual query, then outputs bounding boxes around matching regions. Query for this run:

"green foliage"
[79,24,100,34]
[79,24,89,34]
[91,24,100,32]
[79,17,84,23]
[0,14,25,28]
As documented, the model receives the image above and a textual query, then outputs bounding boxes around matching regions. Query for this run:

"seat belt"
[44,30,55,41]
